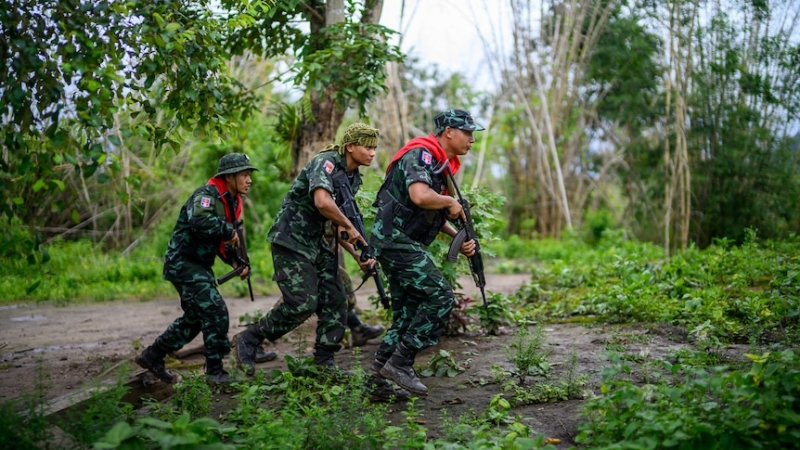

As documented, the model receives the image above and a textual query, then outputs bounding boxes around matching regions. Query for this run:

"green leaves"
[420,349,468,378]
[578,350,800,448]
[294,20,403,115]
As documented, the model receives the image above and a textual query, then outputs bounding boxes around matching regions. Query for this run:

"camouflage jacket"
[267,150,362,261]
[163,183,238,283]
[371,147,448,251]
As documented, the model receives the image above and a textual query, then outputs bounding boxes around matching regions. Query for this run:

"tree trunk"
[290,0,384,177]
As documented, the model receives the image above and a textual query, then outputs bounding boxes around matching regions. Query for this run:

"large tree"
[1,0,402,259]
[224,0,403,175]
[1,0,261,258]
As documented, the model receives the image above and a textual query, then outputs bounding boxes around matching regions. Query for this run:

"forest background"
[1,1,800,448]
[1,0,799,299]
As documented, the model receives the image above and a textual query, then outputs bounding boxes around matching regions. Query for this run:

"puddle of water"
[10,315,46,322]
[0,305,20,311]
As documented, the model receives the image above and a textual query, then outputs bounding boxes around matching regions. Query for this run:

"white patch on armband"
[420,151,432,166]
[200,196,212,208]
[323,160,334,174]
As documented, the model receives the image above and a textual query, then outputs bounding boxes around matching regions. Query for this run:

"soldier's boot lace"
[380,343,428,396]
[135,346,174,384]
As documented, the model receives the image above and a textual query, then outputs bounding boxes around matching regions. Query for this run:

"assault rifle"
[441,166,488,309]
[217,220,255,302]
[332,172,391,309]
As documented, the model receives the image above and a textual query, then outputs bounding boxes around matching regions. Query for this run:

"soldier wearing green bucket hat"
[135,153,258,385]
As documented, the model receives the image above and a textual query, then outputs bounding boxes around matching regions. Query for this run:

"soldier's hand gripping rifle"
[217,220,255,302]
[440,165,488,309]
[332,172,391,309]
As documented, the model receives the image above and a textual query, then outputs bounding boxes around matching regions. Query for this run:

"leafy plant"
[482,394,513,425]
[94,414,236,449]
[0,368,52,450]
[503,325,552,384]
[474,292,518,335]
[58,370,135,446]
[578,350,800,449]
[419,349,469,378]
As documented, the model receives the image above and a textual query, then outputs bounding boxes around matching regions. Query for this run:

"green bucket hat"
[214,153,258,178]
[434,109,486,135]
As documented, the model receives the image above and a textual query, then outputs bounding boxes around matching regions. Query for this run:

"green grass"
[0,237,276,304]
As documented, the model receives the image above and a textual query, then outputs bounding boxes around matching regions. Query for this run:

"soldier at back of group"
[367,109,483,396]
[232,123,406,401]
[135,153,258,384]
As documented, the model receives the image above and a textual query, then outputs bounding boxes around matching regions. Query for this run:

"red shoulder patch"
[323,160,335,174]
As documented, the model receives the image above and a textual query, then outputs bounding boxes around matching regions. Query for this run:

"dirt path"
[0,273,691,446]
[0,273,531,404]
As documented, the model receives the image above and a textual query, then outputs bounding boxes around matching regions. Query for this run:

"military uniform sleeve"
[399,148,434,188]
[188,190,235,240]
[307,154,336,197]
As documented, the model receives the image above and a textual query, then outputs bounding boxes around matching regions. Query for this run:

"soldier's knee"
[282,294,319,318]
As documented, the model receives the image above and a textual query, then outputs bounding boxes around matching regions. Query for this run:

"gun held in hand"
[332,172,391,309]
[217,221,255,302]
[444,171,488,309]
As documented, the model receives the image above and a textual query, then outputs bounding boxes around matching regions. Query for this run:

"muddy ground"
[0,273,697,447]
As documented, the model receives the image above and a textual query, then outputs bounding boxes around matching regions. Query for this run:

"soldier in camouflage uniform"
[135,153,258,385]
[232,123,389,381]
[368,109,483,396]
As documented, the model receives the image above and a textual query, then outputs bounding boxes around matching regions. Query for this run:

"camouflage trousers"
[338,250,358,311]
[374,247,454,362]
[153,280,230,364]
[254,243,348,355]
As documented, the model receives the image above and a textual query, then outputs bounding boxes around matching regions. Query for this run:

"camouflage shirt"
[267,150,362,261]
[371,148,448,251]
[163,184,237,283]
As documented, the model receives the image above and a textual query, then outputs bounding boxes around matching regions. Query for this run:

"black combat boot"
[135,345,174,384]
[347,310,385,346]
[380,343,428,396]
[204,359,230,384]
[313,346,353,381]
[231,326,263,375]
[254,346,277,363]
[367,359,411,403]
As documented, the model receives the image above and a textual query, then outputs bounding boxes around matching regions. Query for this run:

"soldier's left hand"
[358,257,377,273]
[239,266,250,279]
[225,233,240,247]
[460,238,477,257]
